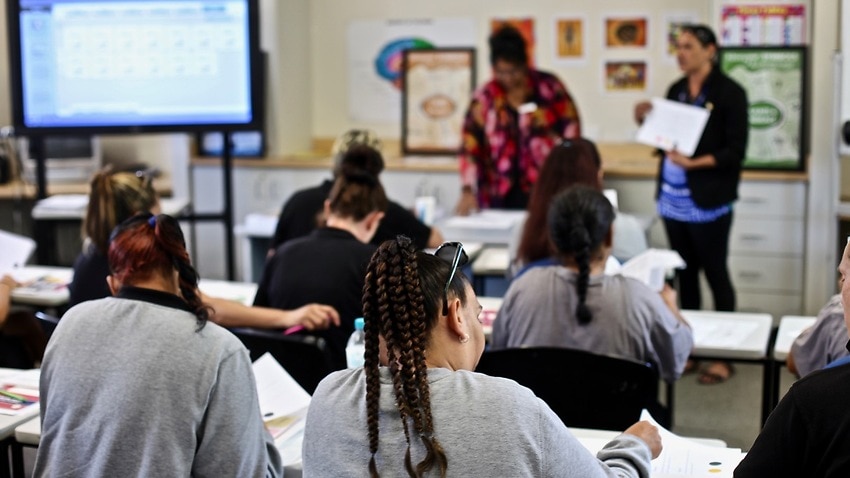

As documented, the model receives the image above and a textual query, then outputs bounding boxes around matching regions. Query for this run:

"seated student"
[0,275,46,368]
[70,167,338,330]
[787,294,848,377]
[35,213,282,477]
[303,237,661,477]
[493,186,693,383]
[513,138,647,277]
[270,130,443,251]
[734,241,850,477]
[255,166,387,370]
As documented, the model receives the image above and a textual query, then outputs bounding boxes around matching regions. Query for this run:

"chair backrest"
[475,347,660,431]
[230,327,334,395]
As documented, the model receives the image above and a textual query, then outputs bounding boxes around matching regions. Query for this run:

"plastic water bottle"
[346,318,366,368]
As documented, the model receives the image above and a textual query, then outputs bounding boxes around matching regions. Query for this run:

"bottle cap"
[354,317,365,331]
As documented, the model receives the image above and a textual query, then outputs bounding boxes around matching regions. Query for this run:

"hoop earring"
[458,333,470,344]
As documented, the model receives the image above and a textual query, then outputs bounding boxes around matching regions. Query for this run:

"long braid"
[363,252,384,477]
[570,223,593,324]
[361,237,450,477]
[548,186,616,327]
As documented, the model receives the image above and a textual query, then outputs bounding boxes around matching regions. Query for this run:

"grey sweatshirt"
[303,367,652,477]
[34,288,282,478]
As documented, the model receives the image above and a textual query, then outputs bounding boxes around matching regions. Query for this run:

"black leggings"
[663,213,735,311]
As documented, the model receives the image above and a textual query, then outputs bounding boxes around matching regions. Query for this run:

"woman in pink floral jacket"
[456,26,581,213]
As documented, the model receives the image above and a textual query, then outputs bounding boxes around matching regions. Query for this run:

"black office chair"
[230,327,334,395]
[475,347,664,431]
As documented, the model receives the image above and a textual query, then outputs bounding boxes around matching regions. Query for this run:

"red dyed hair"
[109,213,209,325]
[516,138,603,265]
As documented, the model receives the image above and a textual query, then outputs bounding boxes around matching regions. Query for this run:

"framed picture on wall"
[719,47,807,171]
[401,48,476,155]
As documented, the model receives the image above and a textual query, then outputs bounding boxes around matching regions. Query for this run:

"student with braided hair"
[303,237,661,477]
[492,186,693,383]
[36,213,282,477]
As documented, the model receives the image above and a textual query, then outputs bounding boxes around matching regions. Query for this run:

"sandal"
[683,359,699,375]
[697,361,735,385]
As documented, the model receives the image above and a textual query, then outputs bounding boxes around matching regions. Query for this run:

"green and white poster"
[720,47,806,170]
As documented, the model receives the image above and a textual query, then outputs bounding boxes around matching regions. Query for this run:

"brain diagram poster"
[348,18,476,123]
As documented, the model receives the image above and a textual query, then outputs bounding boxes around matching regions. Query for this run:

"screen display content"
[8,0,260,132]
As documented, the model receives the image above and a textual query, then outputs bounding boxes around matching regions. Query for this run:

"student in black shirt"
[270,130,443,251]
[256,164,388,370]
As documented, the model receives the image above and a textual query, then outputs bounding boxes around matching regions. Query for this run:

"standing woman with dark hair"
[303,237,662,477]
[635,25,747,384]
[493,186,693,383]
[456,25,582,213]
[36,214,282,477]
[255,169,388,370]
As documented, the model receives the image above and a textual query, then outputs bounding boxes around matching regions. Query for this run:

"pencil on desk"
[0,389,29,403]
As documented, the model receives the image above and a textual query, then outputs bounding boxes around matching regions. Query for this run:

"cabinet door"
[737,182,806,218]
[729,218,805,255]
[729,256,804,292]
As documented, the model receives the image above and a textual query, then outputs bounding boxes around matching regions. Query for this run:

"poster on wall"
[663,13,699,60]
[604,61,647,93]
[720,5,806,46]
[604,16,649,48]
[719,47,806,170]
[347,18,476,123]
[553,17,587,65]
[490,17,536,66]
[401,48,475,155]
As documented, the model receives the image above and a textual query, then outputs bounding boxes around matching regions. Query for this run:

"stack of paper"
[576,410,745,478]
[0,369,40,417]
[252,353,311,465]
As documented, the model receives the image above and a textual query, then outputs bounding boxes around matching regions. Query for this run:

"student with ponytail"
[492,186,693,383]
[36,213,282,477]
[255,166,388,370]
[303,237,661,477]
[70,167,339,331]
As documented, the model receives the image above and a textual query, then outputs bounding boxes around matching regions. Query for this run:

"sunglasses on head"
[434,242,469,315]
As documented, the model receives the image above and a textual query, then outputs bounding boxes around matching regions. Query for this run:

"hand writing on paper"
[0,275,18,291]
[624,421,662,459]
[292,304,340,330]
[455,189,479,216]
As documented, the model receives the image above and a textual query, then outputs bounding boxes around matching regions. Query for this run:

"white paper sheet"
[636,98,710,157]
[252,353,311,421]
[616,248,685,292]
[690,319,760,349]
[576,410,744,478]
[0,230,36,273]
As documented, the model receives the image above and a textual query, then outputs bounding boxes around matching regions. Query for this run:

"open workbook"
[252,353,311,466]
[575,410,745,478]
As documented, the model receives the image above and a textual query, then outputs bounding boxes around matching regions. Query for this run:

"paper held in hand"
[612,249,686,292]
[635,97,710,157]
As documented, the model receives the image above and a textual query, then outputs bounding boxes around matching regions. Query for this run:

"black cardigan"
[656,67,749,209]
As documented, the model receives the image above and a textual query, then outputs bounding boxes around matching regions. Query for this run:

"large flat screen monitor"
[6,0,262,134]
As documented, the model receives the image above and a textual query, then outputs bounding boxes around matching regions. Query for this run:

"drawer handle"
[739,234,766,242]
[740,197,768,204]
[738,271,762,280]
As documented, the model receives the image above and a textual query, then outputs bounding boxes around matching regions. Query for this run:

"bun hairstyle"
[327,165,388,221]
[108,213,210,328]
[361,236,468,477]
[332,132,385,178]
[84,167,158,254]
[489,25,528,67]
[517,138,603,265]
[547,186,615,324]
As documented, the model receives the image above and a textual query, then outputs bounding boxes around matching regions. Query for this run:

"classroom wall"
[305,0,711,145]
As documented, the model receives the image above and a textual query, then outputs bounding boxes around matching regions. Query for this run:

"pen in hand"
[283,325,305,336]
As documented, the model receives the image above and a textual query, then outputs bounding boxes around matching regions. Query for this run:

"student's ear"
[323,199,332,219]
[444,295,465,336]
[366,211,385,234]
[106,275,120,296]
[604,224,614,248]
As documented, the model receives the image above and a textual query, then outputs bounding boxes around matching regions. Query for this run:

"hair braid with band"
[362,237,450,477]
[548,186,615,325]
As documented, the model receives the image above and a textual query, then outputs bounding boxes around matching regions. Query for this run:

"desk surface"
[682,310,774,360]
[9,266,73,307]
[0,369,40,440]
[0,177,173,200]
[32,195,189,220]
[772,315,817,361]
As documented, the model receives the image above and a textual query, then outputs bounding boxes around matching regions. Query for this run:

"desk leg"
[0,439,10,478]
[9,442,22,478]
[761,359,776,427]
[665,380,675,428]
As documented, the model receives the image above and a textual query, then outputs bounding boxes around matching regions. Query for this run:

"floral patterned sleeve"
[459,97,486,191]
[547,77,581,139]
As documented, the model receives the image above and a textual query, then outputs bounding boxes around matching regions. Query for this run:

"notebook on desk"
[0,230,36,273]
